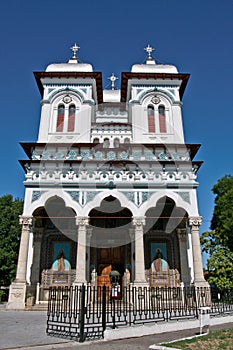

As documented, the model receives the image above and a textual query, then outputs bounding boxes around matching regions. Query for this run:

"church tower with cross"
[8,44,208,309]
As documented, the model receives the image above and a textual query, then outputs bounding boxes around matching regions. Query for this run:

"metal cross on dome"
[144,44,155,60]
[70,43,80,59]
[108,73,118,90]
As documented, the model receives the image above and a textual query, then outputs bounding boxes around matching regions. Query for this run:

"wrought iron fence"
[46,285,233,342]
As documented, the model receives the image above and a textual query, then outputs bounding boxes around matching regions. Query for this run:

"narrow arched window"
[147,105,155,133]
[114,138,120,148]
[93,138,100,144]
[159,105,166,133]
[56,104,65,132]
[124,137,130,144]
[103,138,110,148]
[68,104,75,132]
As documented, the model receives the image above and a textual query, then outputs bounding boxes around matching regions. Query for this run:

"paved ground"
[0,308,232,350]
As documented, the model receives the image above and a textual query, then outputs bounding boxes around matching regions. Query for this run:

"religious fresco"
[52,242,71,272]
[150,243,169,272]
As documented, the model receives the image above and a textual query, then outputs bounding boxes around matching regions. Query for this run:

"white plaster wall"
[38,103,50,142]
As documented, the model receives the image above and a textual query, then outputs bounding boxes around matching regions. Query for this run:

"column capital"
[132,216,146,228]
[33,228,44,242]
[75,216,89,226]
[19,215,33,227]
[189,216,202,227]
[177,228,187,239]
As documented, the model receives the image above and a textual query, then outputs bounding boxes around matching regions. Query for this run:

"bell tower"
[121,44,189,145]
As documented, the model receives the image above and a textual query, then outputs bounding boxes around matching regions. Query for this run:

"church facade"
[8,45,208,309]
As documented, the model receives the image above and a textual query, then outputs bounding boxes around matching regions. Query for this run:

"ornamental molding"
[86,191,101,204]
[31,190,47,203]
[175,191,190,204]
[67,191,80,203]
[131,87,176,104]
[189,216,202,227]
[141,191,154,205]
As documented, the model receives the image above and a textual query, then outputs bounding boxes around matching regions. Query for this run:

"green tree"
[0,195,23,286]
[201,175,233,288]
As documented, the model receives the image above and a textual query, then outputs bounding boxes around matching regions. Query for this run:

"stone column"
[73,216,89,285]
[132,217,148,286]
[7,216,33,309]
[129,228,135,282]
[86,228,93,283]
[177,228,191,286]
[189,217,209,287]
[30,228,43,286]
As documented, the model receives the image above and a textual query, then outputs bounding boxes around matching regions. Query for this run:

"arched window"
[103,138,110,148]
[147,105,155,133]
[113,138,120,148]
[68,104,75,132]
[159,105,166,133]
[124,137,130,144]
[93,138,100,144]
[56,104,65,132]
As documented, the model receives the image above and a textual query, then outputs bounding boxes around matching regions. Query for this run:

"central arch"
[88,195,132,289]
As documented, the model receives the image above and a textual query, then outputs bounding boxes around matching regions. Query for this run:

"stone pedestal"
[7,282,27,309]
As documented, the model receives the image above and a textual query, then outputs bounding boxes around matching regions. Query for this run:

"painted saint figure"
[151,248,169,273]
[53,248,70,272]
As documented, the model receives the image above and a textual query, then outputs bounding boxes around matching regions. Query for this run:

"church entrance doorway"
[89,196,132,290]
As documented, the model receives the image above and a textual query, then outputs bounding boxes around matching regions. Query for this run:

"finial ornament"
[144,44,155,61]
[70,43,80,59]
[108,73,118,90]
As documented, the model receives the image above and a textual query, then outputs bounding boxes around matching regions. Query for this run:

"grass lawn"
[161,328,233,350]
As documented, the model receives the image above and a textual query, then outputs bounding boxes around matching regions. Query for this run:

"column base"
[133,281,149,288]
[72,280,87,287]
[7,282,27,310]
[192,279,210,288]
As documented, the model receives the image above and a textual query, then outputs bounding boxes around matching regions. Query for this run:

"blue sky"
[0,0,233,243]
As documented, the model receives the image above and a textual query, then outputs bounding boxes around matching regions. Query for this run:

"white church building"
[8,44,208,309]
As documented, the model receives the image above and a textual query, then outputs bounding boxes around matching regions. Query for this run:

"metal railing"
[46,285,233,342]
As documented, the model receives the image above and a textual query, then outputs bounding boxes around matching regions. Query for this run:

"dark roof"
[33,71,103,104]
[120,72,190,102]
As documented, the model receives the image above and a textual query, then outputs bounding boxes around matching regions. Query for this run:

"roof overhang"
[120,72,190,102]
[33,71,103,104]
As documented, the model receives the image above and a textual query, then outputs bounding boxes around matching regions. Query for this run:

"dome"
[46,62,93,72]
[131,63,178,74]
[131,44,178,74]
[45,43,93,72]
